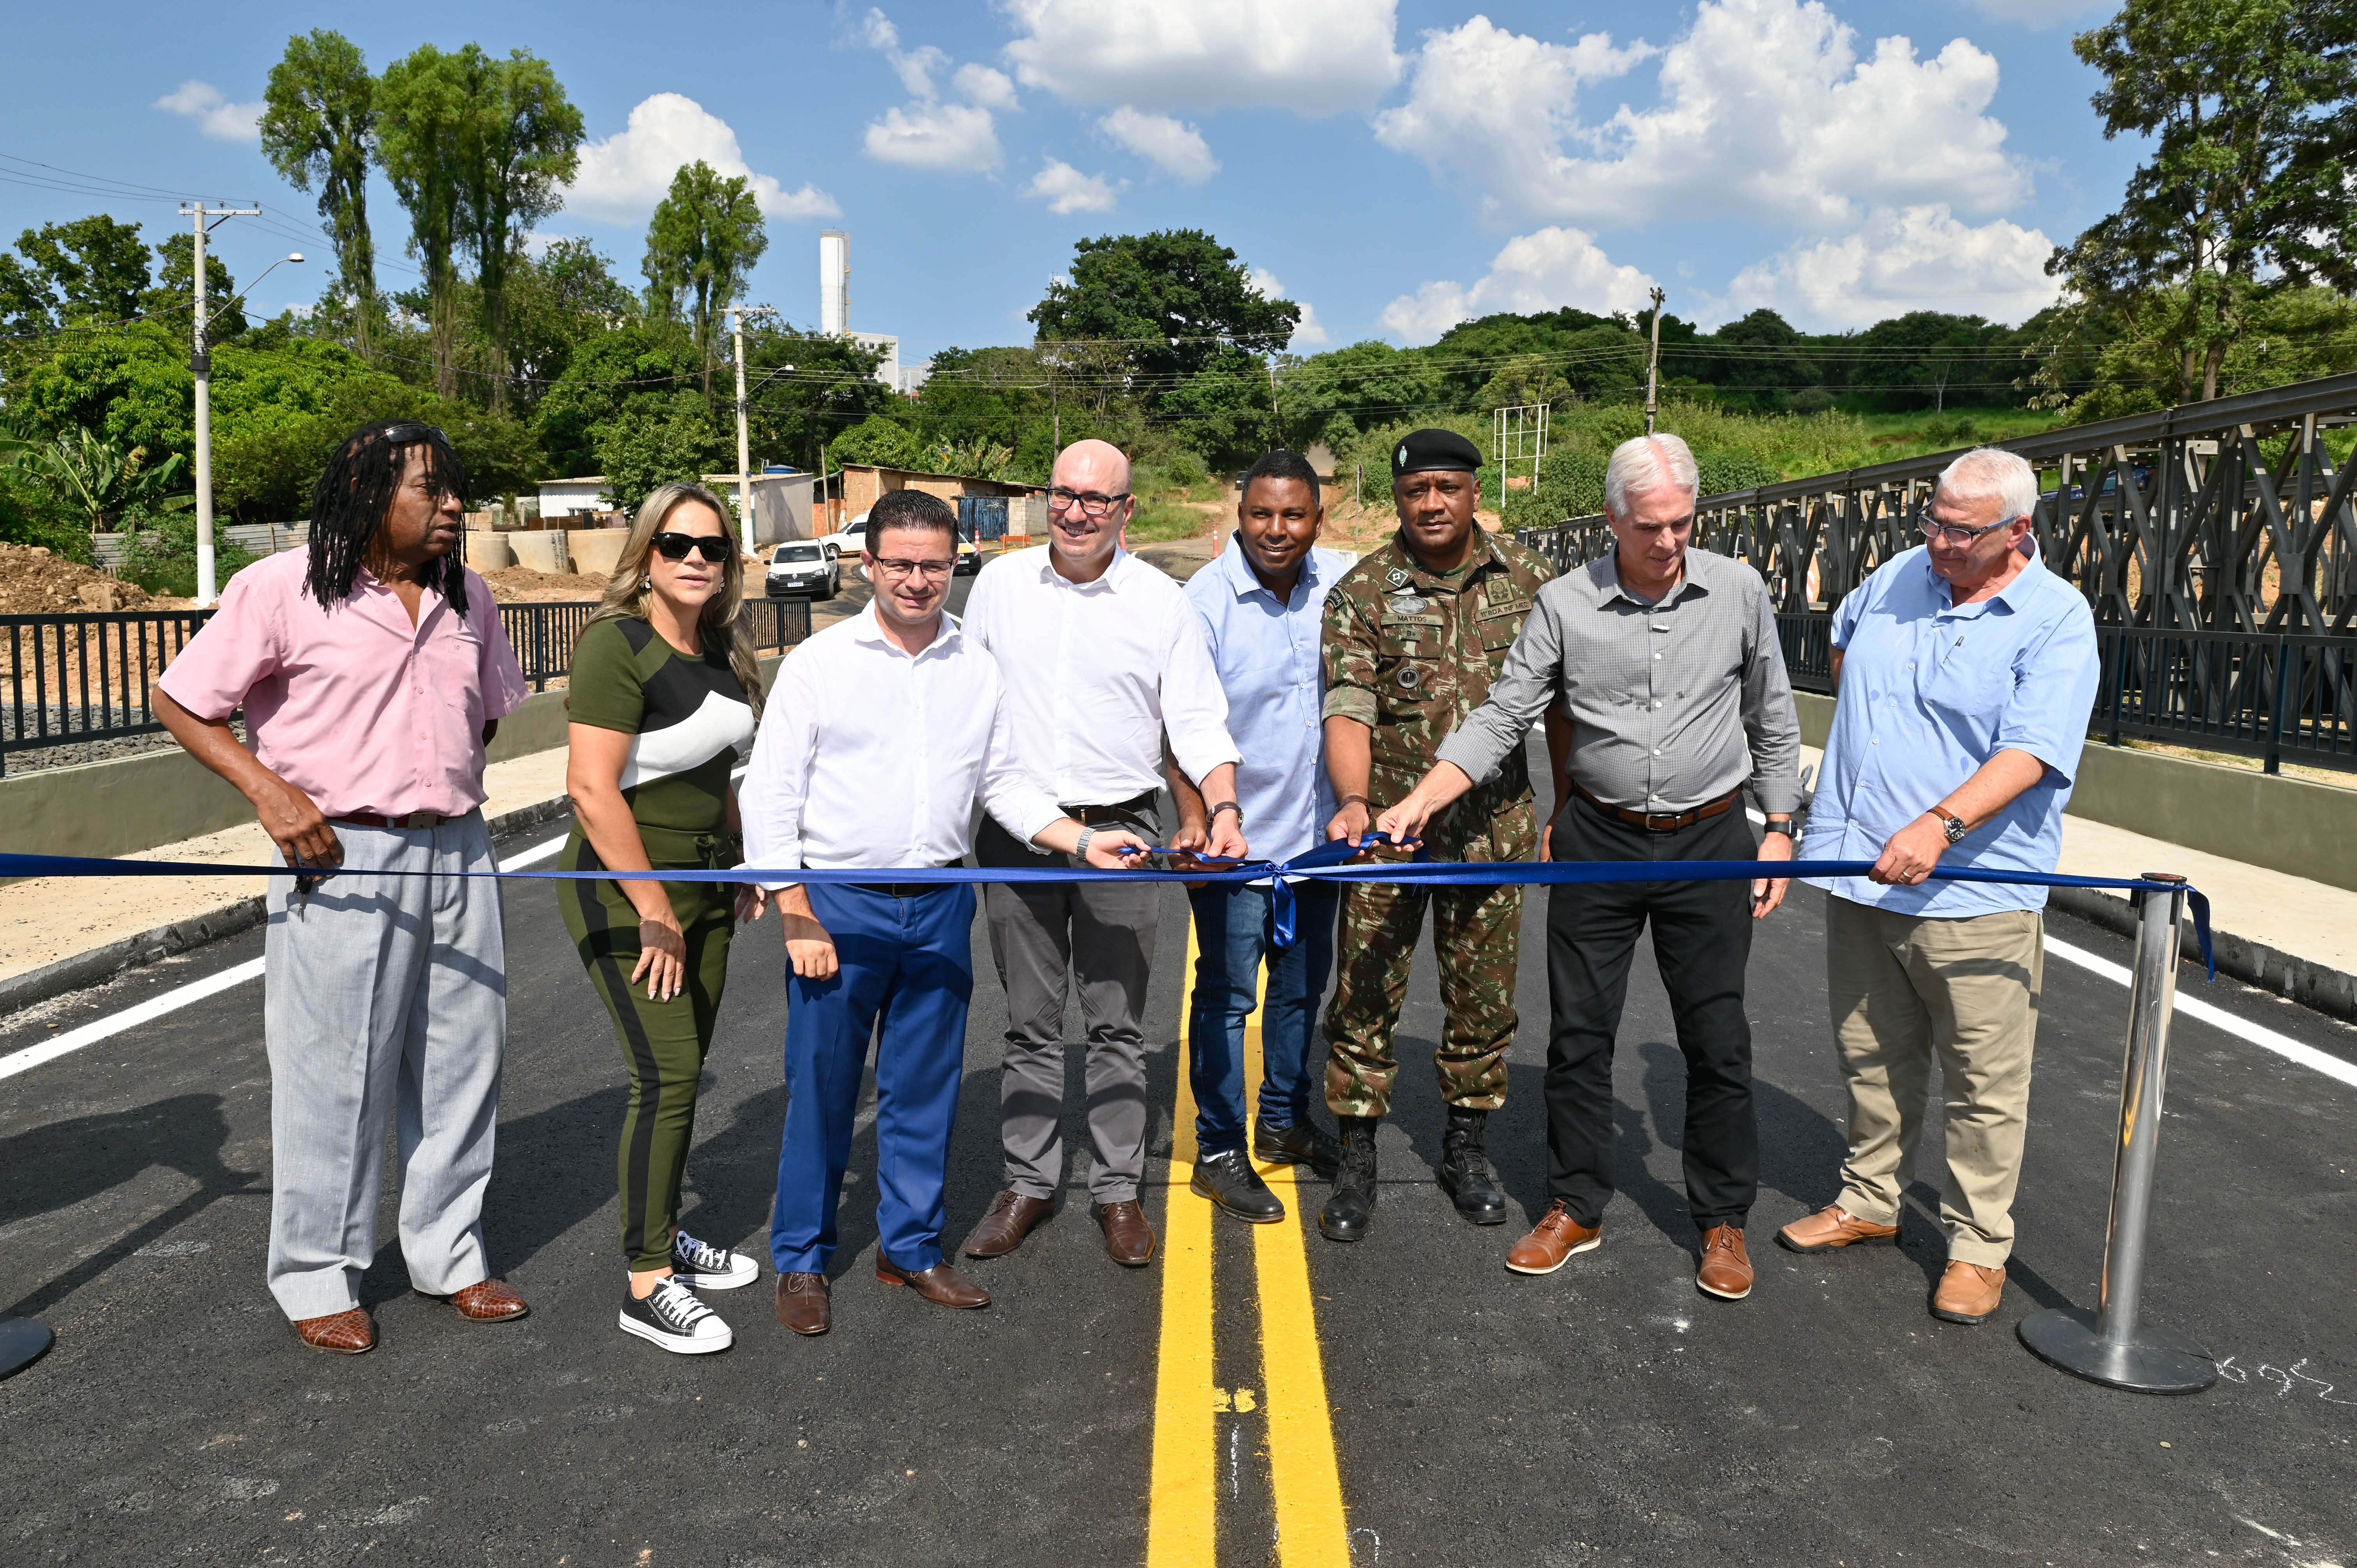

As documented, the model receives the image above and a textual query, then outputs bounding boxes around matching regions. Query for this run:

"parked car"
[954,536,982,575]
[818,511,869,558]
[765,540,839,599]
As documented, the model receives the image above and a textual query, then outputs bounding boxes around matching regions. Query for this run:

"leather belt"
[854,862,966,898]
[335,810,449,830]
[1574,782,1741,833]
[1065,789,1158,825]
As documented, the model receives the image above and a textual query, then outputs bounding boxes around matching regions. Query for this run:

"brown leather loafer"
[876,1255,990,1309]
[1776,1204,1899,1254]
[1505,1200,1602,1275]
[1096,1200,1156,1267]
[776,1271,831,1335]
[1696,1224,1754,1300]
[962,1191,1055,1258]
[294,1306,375,1354]
[417,1278,529,1322]
[1930,1260,2005,1324]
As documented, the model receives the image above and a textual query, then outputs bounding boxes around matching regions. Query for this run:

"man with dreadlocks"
[157,419,532,1356]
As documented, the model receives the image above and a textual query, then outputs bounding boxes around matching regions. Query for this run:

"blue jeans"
[1184,880,1338,1154]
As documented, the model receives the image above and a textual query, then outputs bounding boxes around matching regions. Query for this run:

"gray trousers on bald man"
[263,812,507,1321]
[977,803,1160,1204]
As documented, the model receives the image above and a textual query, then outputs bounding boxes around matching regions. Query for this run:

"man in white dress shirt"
[740,489,1149,1335]
[958,439,1247,1269]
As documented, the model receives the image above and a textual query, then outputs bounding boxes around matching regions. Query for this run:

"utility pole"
[728,304,777,557]
[1643,285,1667,437]
[184,201,260,604]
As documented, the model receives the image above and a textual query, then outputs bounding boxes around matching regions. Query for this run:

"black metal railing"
[2,597,813,772]
[1775,612,2357,773]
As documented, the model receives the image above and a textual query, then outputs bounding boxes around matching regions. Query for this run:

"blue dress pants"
[772,883,975,1275]
[1183,879,1338,1155]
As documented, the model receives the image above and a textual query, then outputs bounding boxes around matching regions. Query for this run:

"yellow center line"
[1146,926,1216,1568]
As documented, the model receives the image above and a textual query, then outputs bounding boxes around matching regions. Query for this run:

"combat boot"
[1437,1107,1508,1225]
[1318,1116,1380,1243]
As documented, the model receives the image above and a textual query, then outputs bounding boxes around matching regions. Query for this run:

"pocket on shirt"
[1921,643,2014,726]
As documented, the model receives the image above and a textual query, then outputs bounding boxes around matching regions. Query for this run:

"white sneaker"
[618,1278,733,1354]
[671,1231,759,1289]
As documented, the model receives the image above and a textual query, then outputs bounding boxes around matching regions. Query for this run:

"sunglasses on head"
[650,531,732,563]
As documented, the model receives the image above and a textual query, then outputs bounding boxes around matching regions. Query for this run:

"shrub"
[118,512,259,598]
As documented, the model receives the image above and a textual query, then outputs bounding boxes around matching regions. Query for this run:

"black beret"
[1391,427,1483,477]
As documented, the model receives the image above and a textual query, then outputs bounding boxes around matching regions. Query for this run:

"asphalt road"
[2,738,2353,1566]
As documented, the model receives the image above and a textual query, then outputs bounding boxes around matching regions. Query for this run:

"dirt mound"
[479,565,611,603]
[0,543,157,615]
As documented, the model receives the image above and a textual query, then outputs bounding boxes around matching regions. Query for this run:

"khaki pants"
[1825,897,2044,1268]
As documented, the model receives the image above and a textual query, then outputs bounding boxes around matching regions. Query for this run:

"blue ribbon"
[0,837,2214,977]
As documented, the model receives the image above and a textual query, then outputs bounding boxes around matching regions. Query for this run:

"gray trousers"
[976,803,1160,1204]
[263,810,507,1321]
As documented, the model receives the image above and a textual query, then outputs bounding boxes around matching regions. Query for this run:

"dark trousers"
[1544,796,1758,1232]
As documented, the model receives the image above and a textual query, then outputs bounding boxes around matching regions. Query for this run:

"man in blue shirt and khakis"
[1781,447,2099,1326]
[1167,450,1355,1222]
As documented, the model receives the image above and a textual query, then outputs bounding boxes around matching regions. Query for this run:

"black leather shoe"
[1318,1116,1380,1243]
[1190,1148,1286,1224]
[1438,1107,1509,1225]
[1253,1116,1341,1181]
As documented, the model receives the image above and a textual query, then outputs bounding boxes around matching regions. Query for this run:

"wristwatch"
[1762,816,1793,838]
[1928,809,1968,844]
[1076,825,1097,862]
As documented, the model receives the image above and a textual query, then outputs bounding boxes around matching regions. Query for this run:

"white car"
[764,540,839,599]
[818,512,869,558]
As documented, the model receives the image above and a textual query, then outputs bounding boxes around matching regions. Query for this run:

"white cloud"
[1023,159,1124,214]
[1376,0,2028,231]
[865,102,1004,171]
[569,94,839,221]
[1002,0,1403,115]
[1099,107,1218,184]
[1250,267,1328,346]
[1379,227,1658,345]
[956,63,1021,111]
[153,80,262,142]
[1709,205,2062,330]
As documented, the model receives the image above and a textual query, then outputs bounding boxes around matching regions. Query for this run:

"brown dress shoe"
[1096,1200,1156,1267]
[1505,1200,1603,1275]
[1696,1224,1754,1300]
[962,1191,1055,1258]
[876,1255,991,1308]
[294,1307,375,1354]
[417,1278,529,1322]
[776,1271,831,1335]
[1776,1204,1899,1254]
[1930,1260,2006,1324]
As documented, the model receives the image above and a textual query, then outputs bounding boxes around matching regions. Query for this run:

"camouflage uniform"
[1320,528,1556,1118]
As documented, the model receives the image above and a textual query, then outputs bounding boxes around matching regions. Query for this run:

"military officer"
[1316,427,1562,1244]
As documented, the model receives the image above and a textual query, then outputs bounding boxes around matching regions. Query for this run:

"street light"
[187,219,304,603]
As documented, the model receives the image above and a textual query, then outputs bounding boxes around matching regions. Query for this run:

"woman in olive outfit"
[562,482,767,1353]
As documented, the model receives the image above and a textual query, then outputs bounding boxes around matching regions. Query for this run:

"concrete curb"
[0,794,576,1021]
[2045,885,2357,1024]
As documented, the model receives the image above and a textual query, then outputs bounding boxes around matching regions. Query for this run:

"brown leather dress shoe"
[1696,1224,1754,1300]
[962,1191,1054,1258]
[294,1307,375,1354]
[417,1278,529,1322]
[1505,1200,1602,1275]
[1776,1204,1900,1254]
[1930,1260,2005,1324]
[776,1271,831,1335]
[1096,1200,1156,1267]
[875,1255,990,1308]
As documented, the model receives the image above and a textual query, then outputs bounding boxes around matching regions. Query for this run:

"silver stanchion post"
[2018,872,2216,1394]
[0,1315,52,1379]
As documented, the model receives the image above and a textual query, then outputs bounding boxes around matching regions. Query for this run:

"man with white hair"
[1380,432,1801,1300]
[1779,446,2097,1329]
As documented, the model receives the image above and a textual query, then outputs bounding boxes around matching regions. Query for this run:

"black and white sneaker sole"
[675,1256,759,1290]
[618,1308,734,1354]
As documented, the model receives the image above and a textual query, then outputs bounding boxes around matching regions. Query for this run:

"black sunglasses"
[650,531,732,563]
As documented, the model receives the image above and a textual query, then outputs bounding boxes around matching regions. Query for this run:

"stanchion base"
[2018,1307,2215,1395]
[0,1315,53,1379]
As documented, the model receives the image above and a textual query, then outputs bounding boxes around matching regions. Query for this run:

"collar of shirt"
[849,599,965,660]
[1599,549,1712,611]
[1214,533,1327,608]
[1032,544,1134,593]
[1922,536,2050,620]
[1381,530,1500,593]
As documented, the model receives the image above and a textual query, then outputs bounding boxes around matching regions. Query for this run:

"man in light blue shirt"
[1167,449,1354,1223]
[1782,447,2099,1329]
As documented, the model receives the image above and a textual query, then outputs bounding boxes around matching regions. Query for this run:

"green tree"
[741,327,892,472]
[260,30,380,356]
[4,425,192,533]
[146,234,242,338]
[1028,230,1298,389]
[501,238,638,405]
[596,396,723,510]
[642,161,767,399]
[459,49,583,412]
[0,216,152,331]
[2050,0,2357,403]
[530,321,704,479]
[827,415,928,470]
[377,43,477,396]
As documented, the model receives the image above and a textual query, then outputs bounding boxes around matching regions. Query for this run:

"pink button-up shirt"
[157,549,529,819]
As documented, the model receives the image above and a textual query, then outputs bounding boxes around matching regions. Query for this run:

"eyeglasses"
[1916,508,2020,548]
[650,531,732,563]
[871,556,955,579]
[1047,487,1131,517]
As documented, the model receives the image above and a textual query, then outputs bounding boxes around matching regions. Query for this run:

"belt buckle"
[404,810,442,830]
[1644,811,1677,832]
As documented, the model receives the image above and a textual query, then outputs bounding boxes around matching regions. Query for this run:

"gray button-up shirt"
[1435,547,1804,815]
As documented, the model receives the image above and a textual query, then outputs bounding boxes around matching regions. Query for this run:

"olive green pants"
[560,831,735,1274]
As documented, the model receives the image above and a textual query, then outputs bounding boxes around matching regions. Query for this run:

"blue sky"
[2,0,2141,362]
